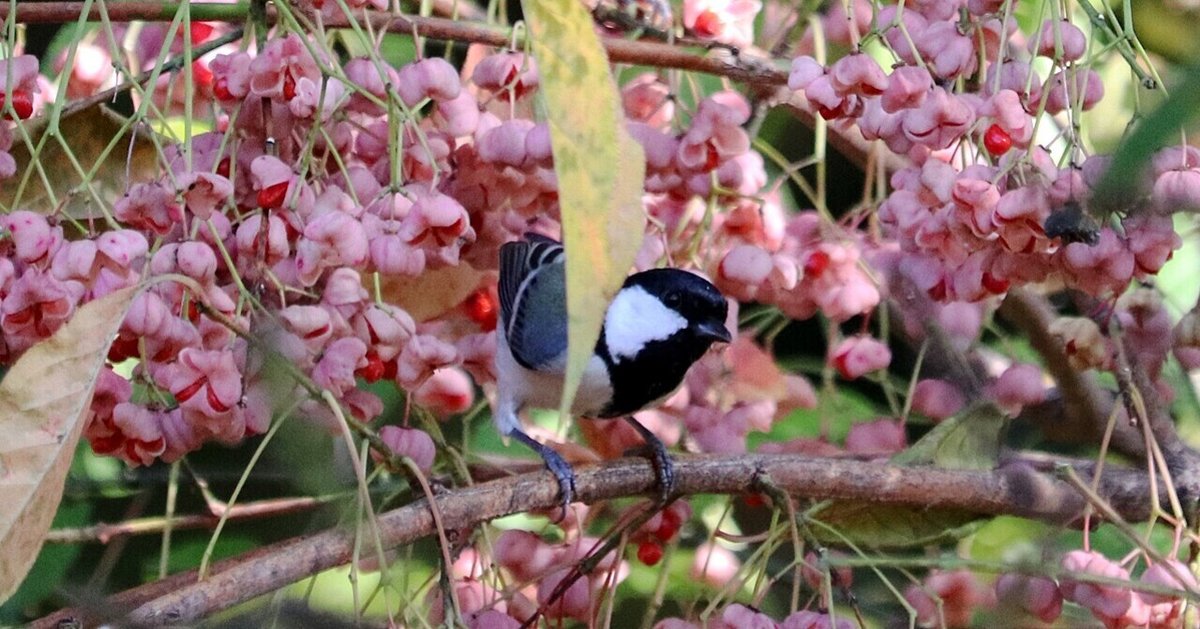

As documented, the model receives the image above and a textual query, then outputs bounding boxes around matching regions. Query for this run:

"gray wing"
[498,234,568,371]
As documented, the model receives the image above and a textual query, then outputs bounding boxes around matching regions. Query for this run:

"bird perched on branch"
[494,233,732,514]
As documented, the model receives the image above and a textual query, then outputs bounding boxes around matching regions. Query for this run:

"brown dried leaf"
[0,285,140,603]
[1,104,160,216]
[375,264,487,322]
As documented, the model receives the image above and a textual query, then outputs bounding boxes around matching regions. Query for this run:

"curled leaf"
[0,285,140,602]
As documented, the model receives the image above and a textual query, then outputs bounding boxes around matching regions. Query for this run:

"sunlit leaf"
[0,286,140,602]
[522,0,648,417]
[1,104,160,216]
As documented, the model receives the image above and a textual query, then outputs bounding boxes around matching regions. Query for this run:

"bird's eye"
[665,292,681,307]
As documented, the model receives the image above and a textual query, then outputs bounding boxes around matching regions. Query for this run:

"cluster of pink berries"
[784,1,1184,305]
[903,553,1197,628]
[656,603,853,629]
[0,9,812,475]
[427,528,631,626]
[2,0,1188,472]
[437,513,854,628]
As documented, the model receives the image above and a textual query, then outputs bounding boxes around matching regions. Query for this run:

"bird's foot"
[623,416,676,503]
[511,430,577,521]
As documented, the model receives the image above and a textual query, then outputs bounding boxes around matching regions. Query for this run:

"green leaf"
[522,0,647,417]
[809,503,983,548]
[804,403,1006,548]
[892,401,1006,470]
[1093,64,1200,210]
[0,286,140,603]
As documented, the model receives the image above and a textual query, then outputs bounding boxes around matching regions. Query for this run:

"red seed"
[692,10,722,37]
[817,104,843,120]
[174,378,205,403]
[192,61,213,88]
[983,123,1013,156]
[206,385,231,413]
[833,353,853,380]
[0,89,34,120]
[654,509,683,543]
[257,181,289,209]
[302,324,331,341]
[637,541,664,566]
[462,288,498,332]
[107,334,140,362]
[982,271,1010,295]
[703,142,721,171]
[283,72,297,100]
[356,351,386,382]
[4,308,32,326]
[927,279,947,301]
[213,77,233,101]
[804,250,831,277]
[742,493,767,508]
[189,22,215,43]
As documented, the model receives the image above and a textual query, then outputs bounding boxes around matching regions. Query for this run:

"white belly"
[494,327,614,431]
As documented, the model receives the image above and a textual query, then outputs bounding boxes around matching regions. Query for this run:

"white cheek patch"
[604,285,687,362]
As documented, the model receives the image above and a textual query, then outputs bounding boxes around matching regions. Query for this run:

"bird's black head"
[623,268,732,346]
[595,267,731,417]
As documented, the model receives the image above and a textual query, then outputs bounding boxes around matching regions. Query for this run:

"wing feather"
[498,234,568,370]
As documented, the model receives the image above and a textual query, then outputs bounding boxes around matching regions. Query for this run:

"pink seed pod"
[374,425,436,472]
[995,573,1063,623]
[911,379,965,421]
[829,335,892,380]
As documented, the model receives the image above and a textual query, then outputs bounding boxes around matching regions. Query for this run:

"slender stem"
[45,495,339,543]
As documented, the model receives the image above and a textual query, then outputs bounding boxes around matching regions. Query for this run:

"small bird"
[494,233,732,513]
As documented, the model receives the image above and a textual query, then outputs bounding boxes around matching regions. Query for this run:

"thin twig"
[44,495,334,543]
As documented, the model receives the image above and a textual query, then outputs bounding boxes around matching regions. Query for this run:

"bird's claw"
[624,416,677,503]
[541,446,578,522]
[511,430,577,521]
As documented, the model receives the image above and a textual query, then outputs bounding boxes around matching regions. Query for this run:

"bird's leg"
[623,416,676,503]
[510,429,576,520]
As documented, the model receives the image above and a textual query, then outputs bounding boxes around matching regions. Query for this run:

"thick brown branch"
[0,2,198,22]
[34,453,1163,627]
[998,288,1145,457]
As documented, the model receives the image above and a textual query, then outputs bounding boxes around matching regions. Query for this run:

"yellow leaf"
[522,0,648,418]
[0,285,140,603]
[1,104,160,216]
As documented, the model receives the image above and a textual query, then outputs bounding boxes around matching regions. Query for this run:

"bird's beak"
[695,319,733,344]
